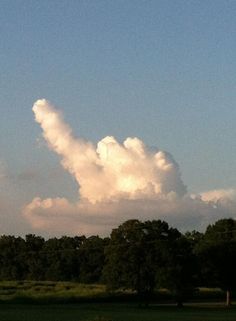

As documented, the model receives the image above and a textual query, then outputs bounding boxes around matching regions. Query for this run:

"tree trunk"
[226,290,231,307]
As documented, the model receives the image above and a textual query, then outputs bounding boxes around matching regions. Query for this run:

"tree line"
[0,218,236,306]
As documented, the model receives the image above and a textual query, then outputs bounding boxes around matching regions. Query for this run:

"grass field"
[0,281,234,321]
[0,281,226,303]
[0,303,236,321]
[0,281,108,303]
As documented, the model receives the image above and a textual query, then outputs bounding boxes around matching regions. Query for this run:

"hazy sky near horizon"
[1,1,236,236]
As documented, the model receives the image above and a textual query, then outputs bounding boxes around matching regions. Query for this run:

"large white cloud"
[23,99,236,236]
[24,193,236,236]
[32,99,186,203]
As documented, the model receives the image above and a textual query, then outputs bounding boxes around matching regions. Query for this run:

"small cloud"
[200,189,236,203]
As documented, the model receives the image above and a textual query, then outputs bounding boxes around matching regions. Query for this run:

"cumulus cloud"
[200,189,236,203]
[32,99,186,202]
[23,99,236,236]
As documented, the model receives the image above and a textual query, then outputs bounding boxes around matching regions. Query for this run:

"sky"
[1,0,236,236]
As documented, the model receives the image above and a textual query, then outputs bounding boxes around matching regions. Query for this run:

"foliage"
[196,219,236,305]
[103,219,181,303]
[0,217,236,307]
[161,235,198,306]
[0,234,105,283]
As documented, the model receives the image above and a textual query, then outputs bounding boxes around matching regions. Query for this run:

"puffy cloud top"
[32,99,186,203]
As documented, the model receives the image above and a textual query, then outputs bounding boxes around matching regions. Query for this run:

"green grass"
[0,282,235,321]
[0,281,108,303]
[0,281,227,304]
[0,303,236,321]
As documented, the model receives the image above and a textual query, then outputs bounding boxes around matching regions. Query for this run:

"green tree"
[103,219,180,305]
[43,236,84,280]
[0,236,26,280]
[161,235,198,307]
[25,234,45,280]
[79,236,108,283]
[196,218,236,306]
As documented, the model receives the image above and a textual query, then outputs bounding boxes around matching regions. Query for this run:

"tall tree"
[103,219,180,304]
[161,235,198,307]
[43,236,85,280]
[79,236,107,283]
[196,218,236,306]
[0,236,26,280]
[25,234,45,280]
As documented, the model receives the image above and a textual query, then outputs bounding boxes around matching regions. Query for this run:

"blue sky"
[1,1,236,235]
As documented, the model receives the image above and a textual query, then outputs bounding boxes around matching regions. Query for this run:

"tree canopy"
[0,217,236,306]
